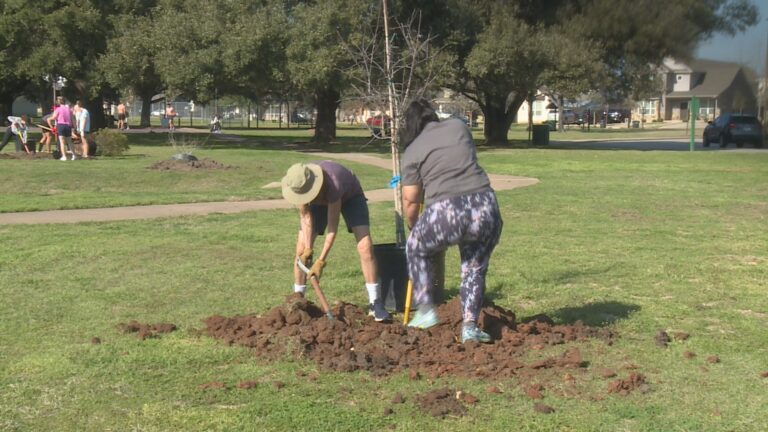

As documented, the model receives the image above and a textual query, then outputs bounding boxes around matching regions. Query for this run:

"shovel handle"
[297,258,333,318]
[308,275,332,317]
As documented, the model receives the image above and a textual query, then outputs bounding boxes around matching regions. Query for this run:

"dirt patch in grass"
[204,295,617,384]
[148,158,233,171]
[0,152,57,160]
[117,321,177,339]
[416,388,469,418]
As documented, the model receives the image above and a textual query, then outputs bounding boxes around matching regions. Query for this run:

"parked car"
[703,113,763,148]
[605,108,629,124]
[290,111,312,124]
[547,109,580,125]
[365,114,392,136]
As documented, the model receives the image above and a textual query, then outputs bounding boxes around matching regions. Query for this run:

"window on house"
[639,100,656,115]
[533,101,544,116]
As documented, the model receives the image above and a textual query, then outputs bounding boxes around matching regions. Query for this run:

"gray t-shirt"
[401,118,491,205]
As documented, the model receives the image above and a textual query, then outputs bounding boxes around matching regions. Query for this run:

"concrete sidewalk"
[0,152,538,225]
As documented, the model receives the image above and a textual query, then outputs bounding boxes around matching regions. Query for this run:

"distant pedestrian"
[165,103,177,131]
[73,100,91,158]
[117,101,127,130]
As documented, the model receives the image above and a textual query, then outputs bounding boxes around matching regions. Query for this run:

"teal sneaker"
[461,323,492,343]
[407,307,439,329]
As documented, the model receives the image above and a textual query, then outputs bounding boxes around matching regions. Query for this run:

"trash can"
[532,124,550,145]
[632,120,640,128]
[546,120,557,131]
[374,243,408,312]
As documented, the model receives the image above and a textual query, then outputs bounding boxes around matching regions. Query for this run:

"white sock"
[366,283,380,304]
[294,284,306,294]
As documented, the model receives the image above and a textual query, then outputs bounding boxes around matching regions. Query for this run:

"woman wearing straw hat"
[281,160,392,322]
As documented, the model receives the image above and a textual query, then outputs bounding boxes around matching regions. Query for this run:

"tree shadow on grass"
[537,301,641,327]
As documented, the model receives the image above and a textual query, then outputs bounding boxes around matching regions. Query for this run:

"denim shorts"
[57,124,72,137]
[310,194,369,234]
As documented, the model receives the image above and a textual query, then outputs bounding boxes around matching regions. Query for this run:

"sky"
[695,0,768,76]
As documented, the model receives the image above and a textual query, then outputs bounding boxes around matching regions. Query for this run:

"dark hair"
[399,99,438,149]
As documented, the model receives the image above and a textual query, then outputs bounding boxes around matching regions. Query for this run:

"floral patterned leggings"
[406,190,503,323]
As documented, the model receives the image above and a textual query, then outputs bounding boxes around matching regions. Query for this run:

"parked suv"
[703,113,763,148]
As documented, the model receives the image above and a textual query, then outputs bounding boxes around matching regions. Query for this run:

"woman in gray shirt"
[400,99,503,343]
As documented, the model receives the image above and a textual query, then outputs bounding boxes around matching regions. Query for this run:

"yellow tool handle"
[403,279,413,324]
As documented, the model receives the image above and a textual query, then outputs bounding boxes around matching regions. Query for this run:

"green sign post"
[689,96,699,152]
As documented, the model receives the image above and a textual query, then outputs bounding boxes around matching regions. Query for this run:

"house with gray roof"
[657,58,757,121]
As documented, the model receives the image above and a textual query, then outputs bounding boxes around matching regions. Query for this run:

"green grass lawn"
[1,133,767,431]
[0,132,394,213]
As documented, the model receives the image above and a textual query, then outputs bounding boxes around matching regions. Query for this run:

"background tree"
[405,0,758,145]
[99,14,163,127]
[286,0,371,142]
[13,0,127,128]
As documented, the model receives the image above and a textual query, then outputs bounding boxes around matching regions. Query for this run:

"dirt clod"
[608,373,647,396]
[461,393,478,405]
[237,381,258,389]
[524,384,544,400]
[600,369,617,378]
[199,381,226,390]
[486,386,502,394]
[759,371,768,378]
[673,332,690,341]
[391,393,405,404]
[272,381,285,390]
[416,388,467,418]
[706,355,720,364]
[654,331,671,347]
[534,402,555,414]
[683,351,696,359]
[91,337,102,344]
[383,407,393,416]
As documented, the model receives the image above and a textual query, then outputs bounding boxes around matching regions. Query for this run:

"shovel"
[296,258,334,320]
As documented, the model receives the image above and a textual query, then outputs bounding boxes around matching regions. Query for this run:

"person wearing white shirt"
[74,100,91,158]
[0,115,28,153]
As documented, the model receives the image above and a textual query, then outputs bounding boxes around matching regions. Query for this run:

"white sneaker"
[59,156,67,161]
[71,155,77,160]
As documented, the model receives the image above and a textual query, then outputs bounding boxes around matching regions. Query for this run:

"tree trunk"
[0,95,13,119]
[139,90,153,127]
[85,97,107,130]
[482,94,524,146]
[313,87,339,142]
[483,98,510,145]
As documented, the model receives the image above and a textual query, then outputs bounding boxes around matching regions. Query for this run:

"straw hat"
[281,163,324,205]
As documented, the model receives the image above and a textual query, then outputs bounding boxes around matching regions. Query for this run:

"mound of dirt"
[203,295,614,380]
[148,158,233,171]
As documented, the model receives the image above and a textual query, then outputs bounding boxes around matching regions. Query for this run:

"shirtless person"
[117,101,127,130]
[165,103,177,131]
